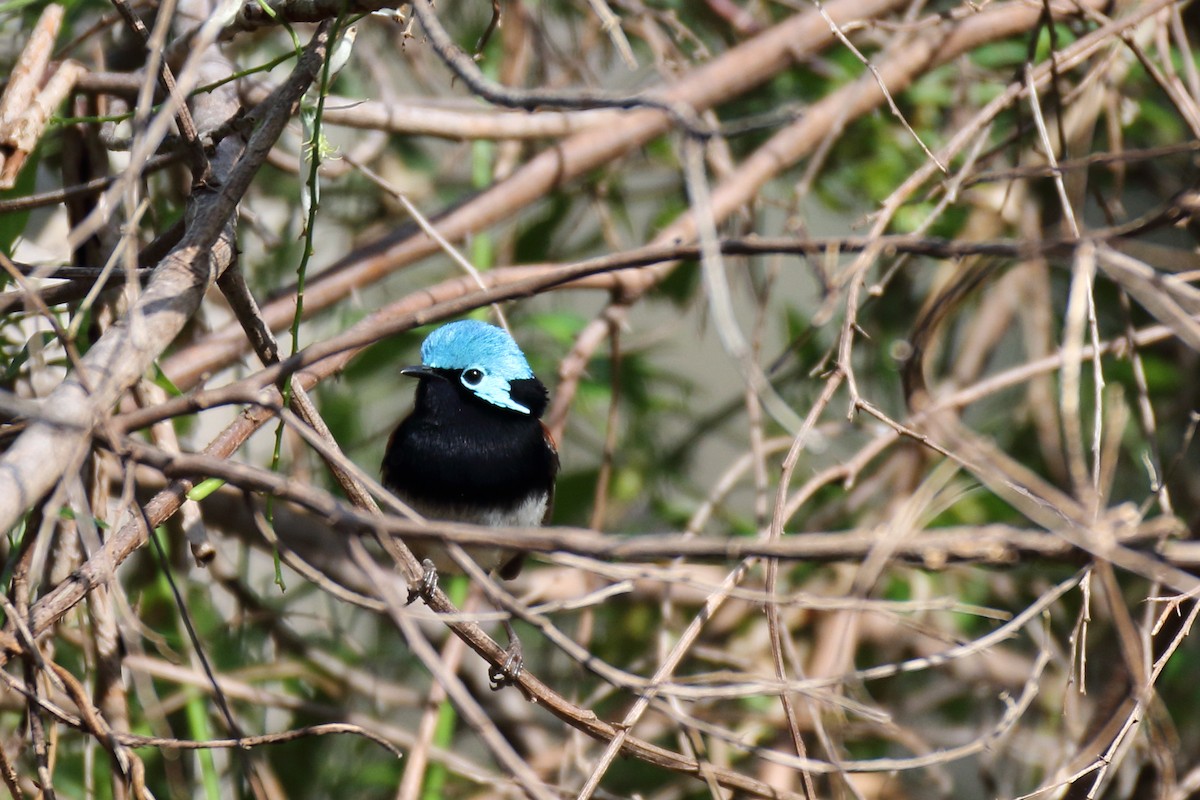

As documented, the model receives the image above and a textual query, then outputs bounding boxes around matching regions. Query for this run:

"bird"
[381,320,559,683]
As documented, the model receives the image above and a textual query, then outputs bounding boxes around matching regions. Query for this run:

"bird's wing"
[540,420,560,526]
[495,422,559,581]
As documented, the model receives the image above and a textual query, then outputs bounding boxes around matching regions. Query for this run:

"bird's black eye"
[462,368,484,386]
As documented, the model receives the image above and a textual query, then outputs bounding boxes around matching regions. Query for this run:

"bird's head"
[402,320,543,415]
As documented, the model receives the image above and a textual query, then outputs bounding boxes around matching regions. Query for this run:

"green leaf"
[2,331,56,384]
[0,146,39,258]
[187,478,226,502]
[151,362,184,397]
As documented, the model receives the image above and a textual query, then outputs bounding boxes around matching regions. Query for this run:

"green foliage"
[1,330,56,385]
[0,149,38,256]
[514,192,575,264]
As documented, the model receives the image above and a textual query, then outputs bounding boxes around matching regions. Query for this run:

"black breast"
[382,375,557,510]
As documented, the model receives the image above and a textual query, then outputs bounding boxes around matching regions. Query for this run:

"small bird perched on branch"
[381,319,559,684]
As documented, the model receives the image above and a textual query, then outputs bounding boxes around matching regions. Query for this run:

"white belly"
[398,492,548,574]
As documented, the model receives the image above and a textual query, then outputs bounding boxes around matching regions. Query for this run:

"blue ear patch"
[420,321,536,414]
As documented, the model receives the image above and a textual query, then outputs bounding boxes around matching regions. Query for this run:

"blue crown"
[421,320,534,381]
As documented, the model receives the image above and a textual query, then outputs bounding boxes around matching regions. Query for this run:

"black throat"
[382,371,556,510]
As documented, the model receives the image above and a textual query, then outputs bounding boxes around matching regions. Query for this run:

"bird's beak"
[400,365,441,380]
